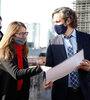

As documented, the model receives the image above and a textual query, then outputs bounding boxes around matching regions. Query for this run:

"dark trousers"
[67,87,85,100]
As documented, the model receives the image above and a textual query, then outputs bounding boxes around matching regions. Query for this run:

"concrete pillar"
[29,73,51,100]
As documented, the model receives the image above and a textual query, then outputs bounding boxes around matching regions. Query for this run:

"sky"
[1,0,74,47]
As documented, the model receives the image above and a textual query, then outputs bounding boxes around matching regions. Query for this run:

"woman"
[0,21,49,100]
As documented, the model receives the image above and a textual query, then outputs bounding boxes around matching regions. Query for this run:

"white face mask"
[15,37,26,45]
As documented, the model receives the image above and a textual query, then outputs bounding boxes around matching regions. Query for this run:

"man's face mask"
[54,24,67,35]
[15,37,26,45]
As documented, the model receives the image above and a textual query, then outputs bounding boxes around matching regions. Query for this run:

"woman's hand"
[78,59,90,71]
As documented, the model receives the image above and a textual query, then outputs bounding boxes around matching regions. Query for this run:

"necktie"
[64,35,79,89]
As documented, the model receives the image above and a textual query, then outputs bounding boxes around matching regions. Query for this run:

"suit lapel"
[58,31,84,57]
[76,30,83,52]
[57,30,84,59]
[58,35,67,59]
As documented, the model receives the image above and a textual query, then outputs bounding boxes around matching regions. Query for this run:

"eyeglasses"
[15,32,28,36]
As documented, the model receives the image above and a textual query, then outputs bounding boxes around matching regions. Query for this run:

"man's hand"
[43,79,53,89]
[78,59,90,71]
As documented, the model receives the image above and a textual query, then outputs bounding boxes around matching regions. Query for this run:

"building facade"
[26,23,40,48]
[73,0,90,33]
[47,21,56,45]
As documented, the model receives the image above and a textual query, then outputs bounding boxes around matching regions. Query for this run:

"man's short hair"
[52,7,77,28]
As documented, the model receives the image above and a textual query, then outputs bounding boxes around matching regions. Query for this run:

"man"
[44,7,90,100]
[0,16,3,41]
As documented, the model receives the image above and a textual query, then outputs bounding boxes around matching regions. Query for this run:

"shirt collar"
[71,29,76,38]
[62,29,76,38]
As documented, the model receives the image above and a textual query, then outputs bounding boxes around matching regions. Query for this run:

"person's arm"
[43,41,54,89]
[0,59,42,80]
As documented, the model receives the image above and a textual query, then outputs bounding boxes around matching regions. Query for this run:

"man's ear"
[66,18,71,25]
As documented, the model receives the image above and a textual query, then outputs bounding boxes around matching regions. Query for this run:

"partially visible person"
[0,16,3,99]
[0,21,50,100]
[44,7,90,100]
[0,16,3,41]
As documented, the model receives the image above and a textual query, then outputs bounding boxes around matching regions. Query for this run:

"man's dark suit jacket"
[46,30,90,100]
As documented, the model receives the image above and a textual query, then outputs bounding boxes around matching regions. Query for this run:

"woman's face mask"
[15,37,26,45]
[54,24,67,35]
